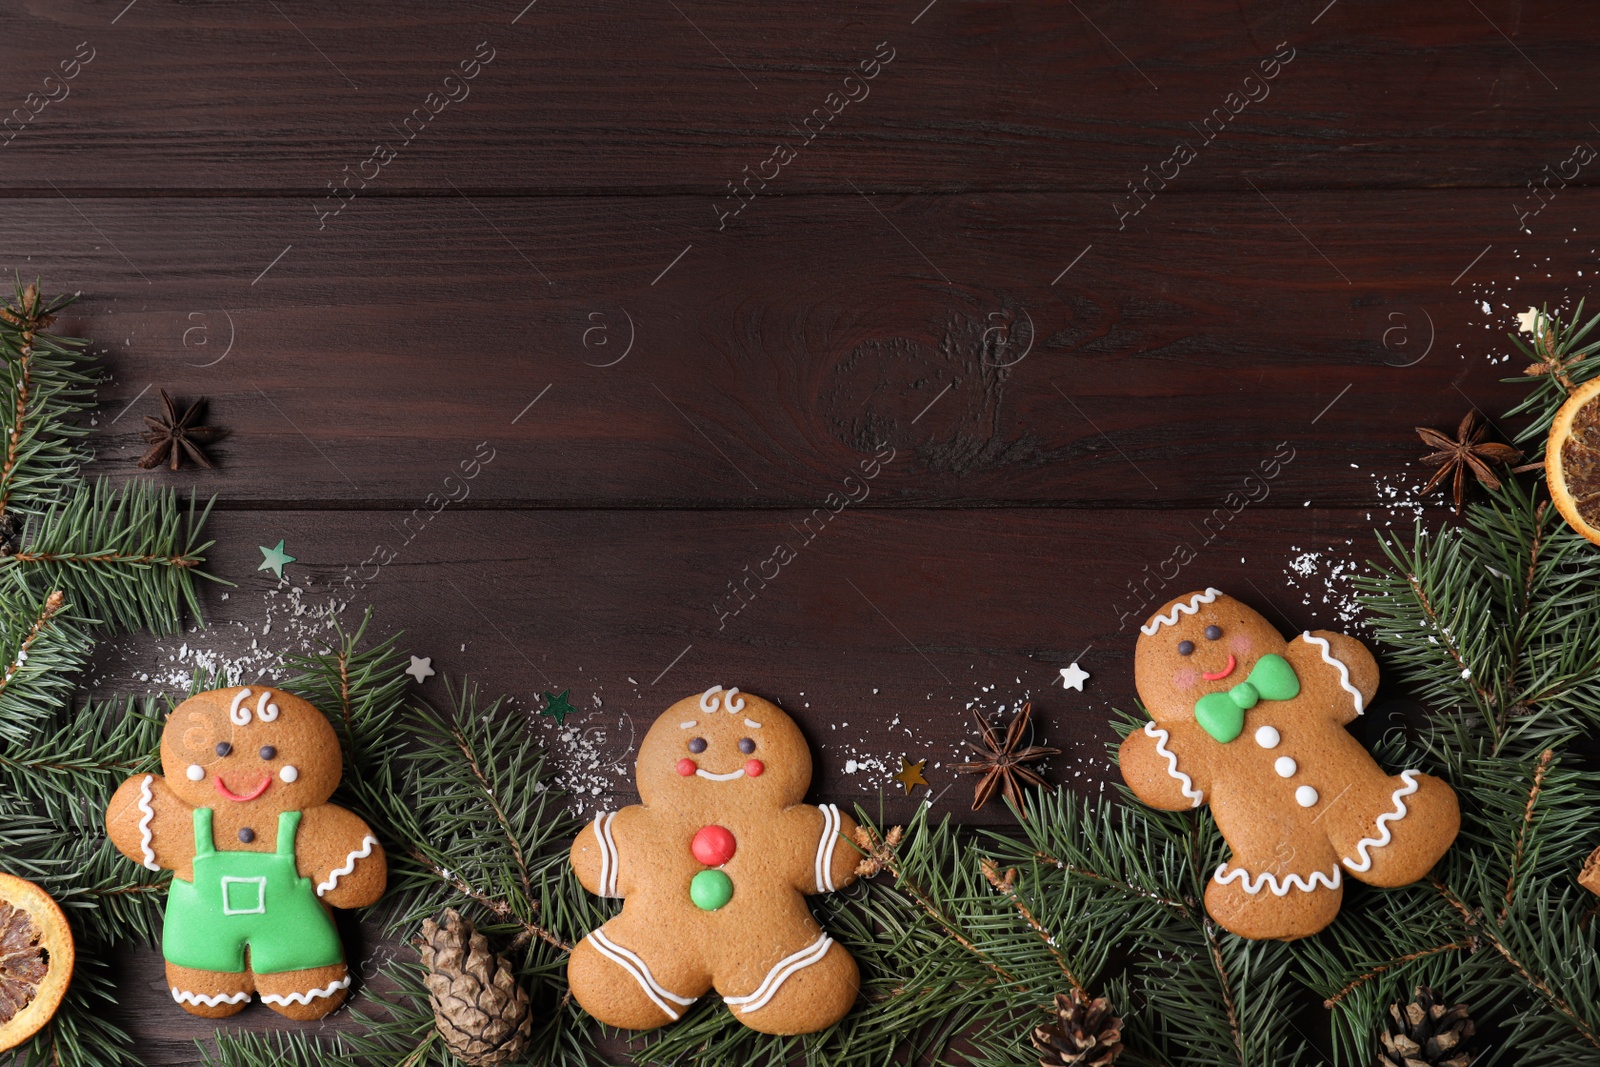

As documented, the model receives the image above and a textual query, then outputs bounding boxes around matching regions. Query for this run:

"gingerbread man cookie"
[105,685,386,1019]
[568,686,860,1035]
[1119,589,1460,940]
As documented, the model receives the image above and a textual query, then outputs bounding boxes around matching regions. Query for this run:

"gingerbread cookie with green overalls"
[1119,589,1459,941]
[105,686,386,1019]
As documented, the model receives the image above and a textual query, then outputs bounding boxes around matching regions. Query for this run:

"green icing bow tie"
[1192,653,1300,743]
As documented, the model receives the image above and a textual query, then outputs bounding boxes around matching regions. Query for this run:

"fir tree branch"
[1029,848,1188,912]
[445,715,537,906]
[856,822,1019,985]
[1404,569,1497,714]
[406,846,571,953]
[0,280,97,520]
[1320,942,1472,1009]
[1432,877,1600,1048]
[1501,747,1555,921]
[0,480,223,634]
[1201,920,1246,1067]
[980,857,1083,994]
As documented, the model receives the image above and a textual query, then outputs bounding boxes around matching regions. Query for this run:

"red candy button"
[676,758,697,777]
[691,824,737,867]
[745,759,764,778]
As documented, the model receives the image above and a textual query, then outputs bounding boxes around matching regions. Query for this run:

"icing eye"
[1177,641,1194,655]
[279,765,299,783]
[688,737,707,754]
[259,745,276,760]
[738,737,755,754]
[186,764,205,781]
[215,742,231,757]
[1205,625,1222,640]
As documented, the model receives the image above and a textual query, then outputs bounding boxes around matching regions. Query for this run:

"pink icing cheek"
[1171,668,1199,690]
[1229,634,1254,658]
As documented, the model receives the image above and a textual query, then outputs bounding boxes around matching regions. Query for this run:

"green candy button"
[690,869,733,911]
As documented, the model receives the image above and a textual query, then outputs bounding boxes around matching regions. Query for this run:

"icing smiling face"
[1134,588,1289,724]
[160,686,340,812]
[635,686,810,809]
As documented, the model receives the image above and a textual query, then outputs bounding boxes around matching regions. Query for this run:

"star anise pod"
[138,390,223,471]
[1415,412,1522,511]
[955,702,1059,817]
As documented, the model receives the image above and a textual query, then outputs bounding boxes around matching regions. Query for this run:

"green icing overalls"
[162,808,344,975]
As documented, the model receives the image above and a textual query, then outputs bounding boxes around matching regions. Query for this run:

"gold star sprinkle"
[892,757,928,795]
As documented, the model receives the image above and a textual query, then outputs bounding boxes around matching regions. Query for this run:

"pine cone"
[1579,845,1600,896]
[419,908,533,1066]
[1375,986,1475,1067]
[1031,988,1123,1067]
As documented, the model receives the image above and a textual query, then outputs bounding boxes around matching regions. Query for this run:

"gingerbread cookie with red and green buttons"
[568,686,860,1035]
[105,685,386,1019]
[1119,588,1460,941]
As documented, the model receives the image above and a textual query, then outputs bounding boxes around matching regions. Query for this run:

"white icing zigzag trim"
[1213,862,1342,896]
[1141,588,1222,636]
[171,987,251,1007]
[814,804,840,892]
[595,812,620,897]
[588,929,697,1020]
[724,933,833,1014]
[1300,632,1365,714]
[137,774,160,871]
[1341,770,1421,873]
[316,836,378,897]
[260,975,352,1005]
[699,685,746,714]
[1143,723,1203,808]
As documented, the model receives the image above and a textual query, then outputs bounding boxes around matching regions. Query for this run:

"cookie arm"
[299,805,387,909]
[105,773,197,880]
[1288,630,1379,725]
[1118,720,1211,811]
[777,804,861,895]
[571,807,633,899]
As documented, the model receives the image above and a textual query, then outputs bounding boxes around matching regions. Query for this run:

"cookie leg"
[165,961,253,1018]
[568,928,705,1030]
[1331,770,1461,887]
[1205,860,1344,941]
[254,962,352,1020]
[722,934,859,1035]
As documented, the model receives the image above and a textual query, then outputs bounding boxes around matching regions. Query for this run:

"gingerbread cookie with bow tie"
[1119,589,1460,940]
[568,686,860,1034]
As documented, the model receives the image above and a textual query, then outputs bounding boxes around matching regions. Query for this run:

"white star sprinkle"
[1517,307,1544,335]
[405,655,435,684]
[1058,662,1090,691]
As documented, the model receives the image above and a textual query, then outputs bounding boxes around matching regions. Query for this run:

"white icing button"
[1274,756,1297,778]
[1254,725,1280,748]
[1295,785,1319,807]
[279,765,299,783]
[186,764,205,781]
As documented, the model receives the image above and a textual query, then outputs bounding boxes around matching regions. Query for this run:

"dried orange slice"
[1548,376,1600,545]
[0,873,72,1052]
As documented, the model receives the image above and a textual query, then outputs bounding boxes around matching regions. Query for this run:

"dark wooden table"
[3,0,1593,1059]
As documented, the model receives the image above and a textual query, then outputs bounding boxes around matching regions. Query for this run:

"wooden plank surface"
[4,0,1586,1057]
[0,0,1589,193]
[0,188,1575,507]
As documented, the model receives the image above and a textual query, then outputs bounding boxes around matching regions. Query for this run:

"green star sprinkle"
[258,539,296,580]
[540,689,577,725]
